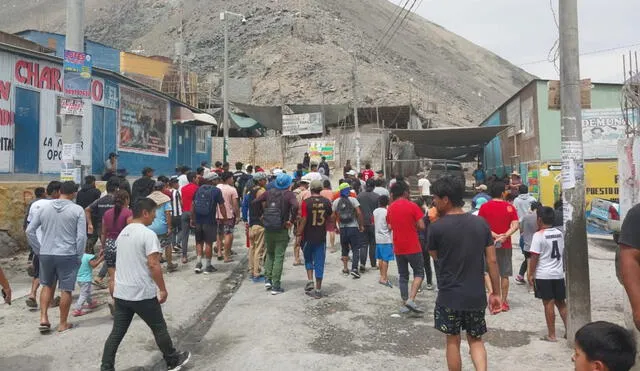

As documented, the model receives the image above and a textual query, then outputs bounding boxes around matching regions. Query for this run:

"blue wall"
[481,112,504,177]
[17,31,120,72]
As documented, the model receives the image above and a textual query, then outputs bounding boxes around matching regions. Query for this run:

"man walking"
[168,177,183,258]
[478,181,519,312]
[26,181,87,333]
[527,206,567,342]
[192,172,226,274]
[386,181,425,313]
[297,180,333,299]
[100,198,190,371]
[246,172,268,281]
[362,163,374,181]
[319,156,330,177]
[131,167,155,204]
[418,172,432,206]
[428,176,501,371]
[216,172,240,262]
[76,175,102,209]
[619,202,640,331]
[357,179,380,271]
[333,183,365,278]
[253,173,299,295]
[179,172,198,262]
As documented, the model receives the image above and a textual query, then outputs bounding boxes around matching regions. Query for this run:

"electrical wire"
[378,0,418,53]
[371,0,410,55]
[519,42,640,66]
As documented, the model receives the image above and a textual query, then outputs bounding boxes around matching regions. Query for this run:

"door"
[14,88,40,173]
[92,105,105,174]
[104,108,117,156]
[176,126,187,167]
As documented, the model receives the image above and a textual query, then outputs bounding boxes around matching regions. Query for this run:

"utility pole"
[559,0,591,343]
[221,11,230,164]
[350,51,361,172]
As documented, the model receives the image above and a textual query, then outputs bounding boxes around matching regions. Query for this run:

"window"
[196,126,208,153]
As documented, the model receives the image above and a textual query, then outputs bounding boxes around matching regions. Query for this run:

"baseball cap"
[310,180,323,191]
[338,182,351,191]
[154,181,165,189]
[346,170,356,176]
[253,172,268,181]
[300,174,313,184]
[204,172,219,181]
[275,173,293,190]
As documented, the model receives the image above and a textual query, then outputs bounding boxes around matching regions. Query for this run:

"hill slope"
[0,0,534,127]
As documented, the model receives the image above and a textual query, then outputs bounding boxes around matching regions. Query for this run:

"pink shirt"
[102,208,133,240]
[216,184,238,219]
[320,189,333,201]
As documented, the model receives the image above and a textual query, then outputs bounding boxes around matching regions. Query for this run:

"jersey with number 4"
[300,196,333,244]
[530,227,565,279]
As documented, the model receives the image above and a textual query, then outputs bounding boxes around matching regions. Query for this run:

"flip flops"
[38,323,51,334]
[58,323,77,334]
[540,335,558,342]
[378,280,393,288]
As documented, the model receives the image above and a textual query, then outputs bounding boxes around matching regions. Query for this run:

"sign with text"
[282,112,323,136]
[59,98,84,116]
[63,50,92,98]
[118,86,170,156]
[582,109,626,159]
[309,140,335,162]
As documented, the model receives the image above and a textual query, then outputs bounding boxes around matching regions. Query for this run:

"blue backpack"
[193,185,215,216]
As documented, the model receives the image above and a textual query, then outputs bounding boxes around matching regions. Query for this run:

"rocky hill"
[0,0,535,127]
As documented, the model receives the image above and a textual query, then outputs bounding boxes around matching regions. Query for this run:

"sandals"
[378,280,393,288]
[58,323,77,333]
[540,335,558,342]
[25,297,37,308]
[38,323,51,334]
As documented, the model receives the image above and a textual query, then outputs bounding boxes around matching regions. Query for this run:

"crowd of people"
[0,158,636,371]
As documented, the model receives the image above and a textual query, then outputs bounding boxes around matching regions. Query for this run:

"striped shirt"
[171,189,183,217]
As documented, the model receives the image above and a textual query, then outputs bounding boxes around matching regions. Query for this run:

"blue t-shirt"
[77,253,95,283]
[148,201,172,235]
[194,186,225,225]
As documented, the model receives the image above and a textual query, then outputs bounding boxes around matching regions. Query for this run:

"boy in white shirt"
[527,206,568,342]
[373,195,393,287]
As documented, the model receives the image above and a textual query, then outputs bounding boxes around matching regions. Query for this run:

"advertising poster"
[63,50,92,98]
[282,112,323,136]
[526,162,540,199]
[308,140,335,162]
[59,98,85,116]
[582,109,626,159]
[538,162,562,207]
[584,160,618,207]
[118,86,169,156]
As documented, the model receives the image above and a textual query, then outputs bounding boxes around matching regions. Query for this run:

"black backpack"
[193,185,215,216]
[263,189,286,231]
[337,196,355,224]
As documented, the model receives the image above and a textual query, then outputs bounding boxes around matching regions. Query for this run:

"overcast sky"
[411,0,640,83]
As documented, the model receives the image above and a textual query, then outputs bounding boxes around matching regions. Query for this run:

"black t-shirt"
[301,196,333,243]
[89,194,115,227]
[76,186,102,209]
[427,213,493,311]
[620,203,640,249]
[357,191,380,226]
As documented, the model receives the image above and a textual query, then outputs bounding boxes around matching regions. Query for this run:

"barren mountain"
[0,0,535,127]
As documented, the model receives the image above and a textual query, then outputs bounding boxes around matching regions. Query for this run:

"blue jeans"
[340,227,361,271]
[303,242,327,279]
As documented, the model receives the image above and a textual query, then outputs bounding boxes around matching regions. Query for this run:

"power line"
[519,42,640,66]
[371,0,410,55]
[378,0,418,53]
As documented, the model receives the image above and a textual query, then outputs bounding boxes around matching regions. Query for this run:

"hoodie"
[26,199,87,257]
[513,193,537,221]
[76,183,102,209]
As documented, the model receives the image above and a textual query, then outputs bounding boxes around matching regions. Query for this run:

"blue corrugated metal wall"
[481,112,503,177]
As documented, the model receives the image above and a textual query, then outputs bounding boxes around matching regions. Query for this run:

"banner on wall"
[283,113,323,136]
[308,140,335,162]
[582,109,626,159]
[118,86,169,156]
[63,50,92,98]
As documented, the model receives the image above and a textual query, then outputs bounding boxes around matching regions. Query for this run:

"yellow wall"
[120,52,172,79]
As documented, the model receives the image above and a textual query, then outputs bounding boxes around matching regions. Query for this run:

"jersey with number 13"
[530,227,565,279]
[300,196,333,244]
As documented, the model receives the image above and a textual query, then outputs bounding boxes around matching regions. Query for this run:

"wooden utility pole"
[559,0,591,343]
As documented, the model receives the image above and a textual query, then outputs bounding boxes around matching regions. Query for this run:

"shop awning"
[390,125,510,160]
[172,106,217,126]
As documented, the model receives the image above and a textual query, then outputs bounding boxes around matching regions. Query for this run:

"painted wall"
[16,31,120,72]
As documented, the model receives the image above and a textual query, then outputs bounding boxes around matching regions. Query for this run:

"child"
[573,321,636,371]
[415,199,434,291]
[528,206,567,342]
[373,195,393,287]
[72,249,104,316]
[515,201,541,285]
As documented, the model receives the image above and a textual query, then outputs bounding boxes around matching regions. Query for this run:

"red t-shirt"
[478,199,519,248]
[386,198,424,255]
[362,169,374,181]
[180,183,199,212]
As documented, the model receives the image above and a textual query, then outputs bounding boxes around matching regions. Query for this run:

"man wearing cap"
[216,172,240,263]
[131,167,155,204]
[509,171,523,197]
[192,172,226,274]
[333,182,365,278]
[147,182,177,272]
[297,180,333,298]
[245,172,268,281]
[472,184,491,210]
[27,181,87,333]
[253,173,299,295]
[357,178,380,271]
[293,174,313,266]
[103,152,119,181]
[375,169,384,180]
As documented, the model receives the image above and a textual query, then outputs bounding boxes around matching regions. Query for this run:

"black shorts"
[195,224,217,244]
[434,304,487,338]
[534,279,566,301]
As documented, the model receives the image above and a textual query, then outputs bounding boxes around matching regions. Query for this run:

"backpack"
[337,196,355,224]
[193,185,215,216]
[263,190,286,230]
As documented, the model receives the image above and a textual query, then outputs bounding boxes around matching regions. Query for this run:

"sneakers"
[194,262,203,274]
[167,351,191,371]
[501,302,511,312]
[204,265,217,274]
[252,275,265,283]
[426,283,434,291]
[167,263,179,273]
[359,265,366,273]
[515,275,526,285]
[172,245,181,254]
[72,309,88,317]
[265,279,273,290]
[306,289,323,299]
[405,300,424,314]
[304,281,315,292]
[350,270,361,279]
[271,287,285,295]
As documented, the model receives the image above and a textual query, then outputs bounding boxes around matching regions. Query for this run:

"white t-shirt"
[114,223,162,301]
[177,174,189,189]
[373,207,392,244]
[530,227,565,279]
[332,197,360,228]
[418,178,431,196]
[27,198,53,245]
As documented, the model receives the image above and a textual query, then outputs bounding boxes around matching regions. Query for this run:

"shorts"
[38,254,80,292]
[495,248,513,277]
[217,219,235,235]
[157,233,171,249]
[534,279,566,301]
[303,242,327,279]
[434,304,487,338]
[195,224,217,244]
[376,243,395,262]
[340,227,361,257]
[104,238,117,268]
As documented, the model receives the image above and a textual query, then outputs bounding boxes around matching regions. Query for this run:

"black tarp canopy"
[389,126,510,161]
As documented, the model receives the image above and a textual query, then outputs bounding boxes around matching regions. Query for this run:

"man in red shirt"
[361,163,375,181]
[179,172,199,262]
[386,181,426,313]
[478,180,519,312]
